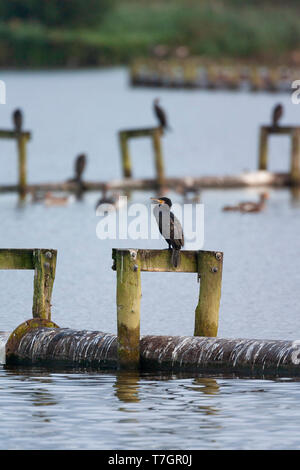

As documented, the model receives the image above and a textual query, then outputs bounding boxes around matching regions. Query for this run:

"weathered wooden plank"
[0,171,293,196]
[0,130,31,139]
[0,249,34,269]
[119,127,159,138]
[261,126,300,134]
[113,249,222,273]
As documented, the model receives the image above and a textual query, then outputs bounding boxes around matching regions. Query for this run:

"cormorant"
[13,109,23,133]
[272,104,283,129]
[151,197,184,267]
[153,98,171,131]
[74,153,86,182]
[66,153,87,200]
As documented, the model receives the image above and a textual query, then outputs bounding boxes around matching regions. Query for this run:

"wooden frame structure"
[0,249,57,320]
[119,127,165,189]
[258,126,300,185]
[112,248,223,369]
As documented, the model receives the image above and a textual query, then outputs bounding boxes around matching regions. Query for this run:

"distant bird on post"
[74,153,87,182]
[153,98,171,131]
[271,103,283,129]
[151,197,184,267]
[13,109,23,133]
[66,153,87,200]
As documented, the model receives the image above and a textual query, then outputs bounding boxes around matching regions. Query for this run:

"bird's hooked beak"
[151,197,164,204]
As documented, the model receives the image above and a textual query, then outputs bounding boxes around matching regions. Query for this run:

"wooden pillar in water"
[258,127,268,170]
[152,128,165,191]
[119,132,132,178]
[17,133,28,201]
[291,129,300,185]
[32,249,57,320]
[114,249,141,369]
[194,251,223,337]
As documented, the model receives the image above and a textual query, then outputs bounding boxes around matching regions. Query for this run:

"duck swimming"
[222,192,269,213]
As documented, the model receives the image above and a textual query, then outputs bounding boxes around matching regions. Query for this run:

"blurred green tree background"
[0,0,112,27]
[0,0,299,68]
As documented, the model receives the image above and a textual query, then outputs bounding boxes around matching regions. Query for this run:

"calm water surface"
[0,67,300,449]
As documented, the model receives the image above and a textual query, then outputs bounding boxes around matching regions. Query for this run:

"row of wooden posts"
[0,247,223,369]
[1,110,300,202]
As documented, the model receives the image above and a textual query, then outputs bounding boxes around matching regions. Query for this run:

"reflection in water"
[290,187,300,207]
[1,367,300,449]
[114,371,140,403]
[193,377,220,395]
[113,372,221,419]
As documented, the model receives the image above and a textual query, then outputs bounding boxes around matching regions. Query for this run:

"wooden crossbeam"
[0,130,31,139]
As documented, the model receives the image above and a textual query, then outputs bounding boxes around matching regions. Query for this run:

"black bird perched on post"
[151,197,184,267]
[153,98,171,131]
[74,153,86,182]
[12,109,23,133]
[66,153,87,200]
[272,103,283,129]
[67,153,87,183]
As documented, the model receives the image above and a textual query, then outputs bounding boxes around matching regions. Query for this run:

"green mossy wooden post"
[112,248,223,368]
[258,127,268,170]
[194,251,223,337]
[17,133,28,201]
[119,132,132,178]
[32,249,57,320]
[152,128,165,190]
[291,129,300,185]
[0,248,57,321]
[113,249,141,369]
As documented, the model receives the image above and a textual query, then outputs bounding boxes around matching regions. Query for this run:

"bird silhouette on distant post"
[271,103,283,129]
[66,153,87,200]
[74,153,86,182]
[12,109,23,133]
[153,98,171,132]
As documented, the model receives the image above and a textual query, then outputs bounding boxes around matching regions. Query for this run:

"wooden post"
[32,249,57,320]
[194,251,223,337]
[119,132,132,178]
[291,129,300,185]
[17,133,28,201]
[152,128,165,190]
[258,127,269,170]
[114,249,141,369]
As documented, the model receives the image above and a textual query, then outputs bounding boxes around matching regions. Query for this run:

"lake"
[0,67,300,449]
